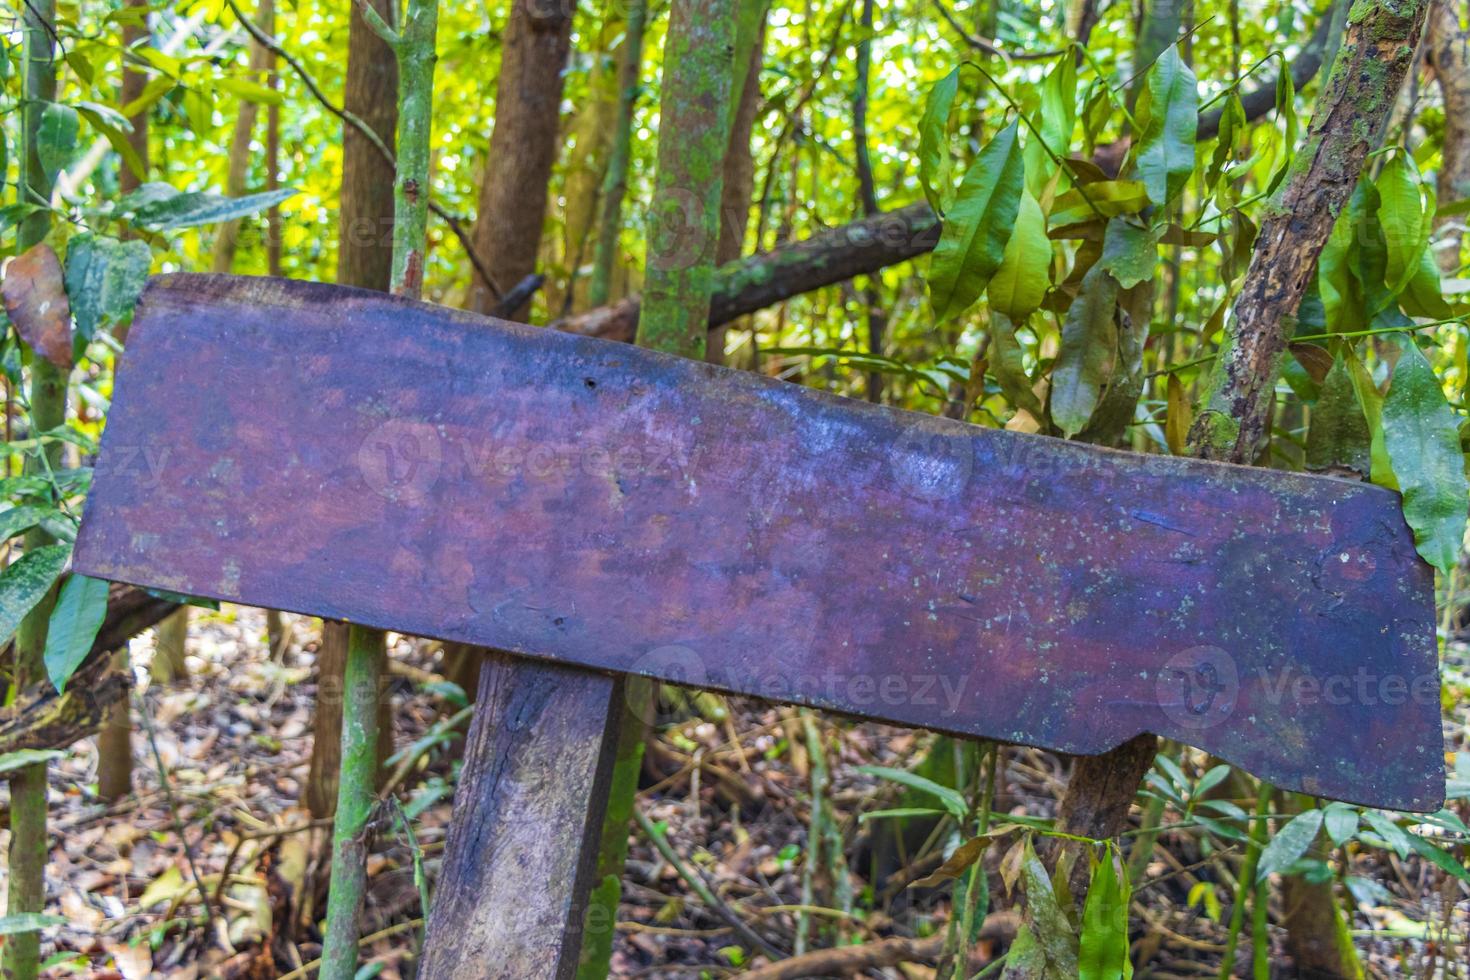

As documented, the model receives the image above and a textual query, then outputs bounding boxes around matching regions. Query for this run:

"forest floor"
[1,604,1466,978]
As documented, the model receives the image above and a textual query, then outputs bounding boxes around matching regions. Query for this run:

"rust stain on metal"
[2,243,73,370]
[74,274,1444,811]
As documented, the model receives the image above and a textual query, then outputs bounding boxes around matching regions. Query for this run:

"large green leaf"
[64,233,153,352]
[44,573,110,693]
[0,749,65,777]
[0,914,66,938]
[1256,808,1323,881]
[36,102,79,182]
[1078,849,1132,980]
[918,68,961,215]
[0,544,70,648]
[1399,248,1453,319]
[1096,217,1162,289]
[1376,155,1428,297]
[1050,266,1119,437]
[1345,346,1397,490]
[855,764,967,820]
[988,190,1052,321]
[991,313,1044,417]
[1006,837,1080,978]
[929,120,1025,322]
[123,182,298,231]
[1382,337,1468,573]
[1134,45,1198,207]
[1304,355,1370,478]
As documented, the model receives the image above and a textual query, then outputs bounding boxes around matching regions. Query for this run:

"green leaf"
[1304,355,1370,478]
[0,749,65,776]
[1408,833,1470,885]
[988,190,1052,321]
[928,120,1025,322]
[37,102,80,182]
[1345,348,1397,491]
[0,544,70,648]
[1097,217,1162,289]
[918,67,961,215]
[1134,45,1198,207]
[858,806,948,823]
[855,765,968,820]
[991,313,1043,417]
[1079,849,1131,980]
[63,233,153,352]
[1015,837,1080,976]
[1381,337,1469,573]
[125,184,298,231]
[1050,266,1119,437]
[74,104,147,183]
[1323,802,1359,847]
[1376,155,1428,297]
[1399,248,1453,319]
[1206,92,1246,191]
[0,505,61,544]
[216,75,285,106]
[44,574,110,693]
[1257,808,1323,881]
[1361,810,1415,859]
[0,914,66,937]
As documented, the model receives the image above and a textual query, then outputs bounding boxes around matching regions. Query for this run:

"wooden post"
[420,654,624,978]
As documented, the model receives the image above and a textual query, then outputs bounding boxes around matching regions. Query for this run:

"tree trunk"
[1050,0,1433,914]
[706,0,769,365]
[305,0,399,823]
[576,4,741,972]
[95,0,153,801]
[557,0,626,314]
[6,5,63,977]
[466,0,575,318]
[211,0,275,273]
[1427,0,1470,272]
[149,607,188,682]
[634,0,739,358]
[588,0,650,308]
[1189,0,1432,463]
[852,0,886,402]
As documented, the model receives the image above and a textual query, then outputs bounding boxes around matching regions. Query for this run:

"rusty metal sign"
[74,274,1444,811]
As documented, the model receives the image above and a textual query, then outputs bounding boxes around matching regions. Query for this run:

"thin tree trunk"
[319,0,437,970]
[575,4,741,973]
[1189,0,1430,463]
[1427,0,1470,272]
[1051,0,1433,912]
[150,607,188,682]
[5,4,63,977]
[96,0,152,802]
[706,0,769,365]
[305,0,399,824]
[588,0,650,307]
[636,0,739,357]
[558,0,626,313]
[853,0,886,402]
[211,0,275,273]
[466,0,575,318]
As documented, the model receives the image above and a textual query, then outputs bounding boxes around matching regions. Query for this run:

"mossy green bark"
[4,4,63,979]
[319,3,436,977]
[634,0,740,358]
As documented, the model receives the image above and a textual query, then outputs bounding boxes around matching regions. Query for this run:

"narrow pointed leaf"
[1134,45,1198,207]
[929,120,1025,322]
[919,68,961,215]
[0,544,71,648]
[1050,266,1119,437]
[988,190,1052,321]
[44,573,110,693]
[1257,808,1323,881]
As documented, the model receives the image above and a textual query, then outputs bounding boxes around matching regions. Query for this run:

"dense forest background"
[2,0,1470,975]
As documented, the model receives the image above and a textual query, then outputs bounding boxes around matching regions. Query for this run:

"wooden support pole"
[421,654,624,978]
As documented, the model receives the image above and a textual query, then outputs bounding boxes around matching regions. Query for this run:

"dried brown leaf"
[2,243,74,369]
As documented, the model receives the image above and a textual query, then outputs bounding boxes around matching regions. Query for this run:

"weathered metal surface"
[75,274,1444,810]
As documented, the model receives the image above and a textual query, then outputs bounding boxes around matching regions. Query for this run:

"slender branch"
[352,0,401,47]
[222,0,502,297]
